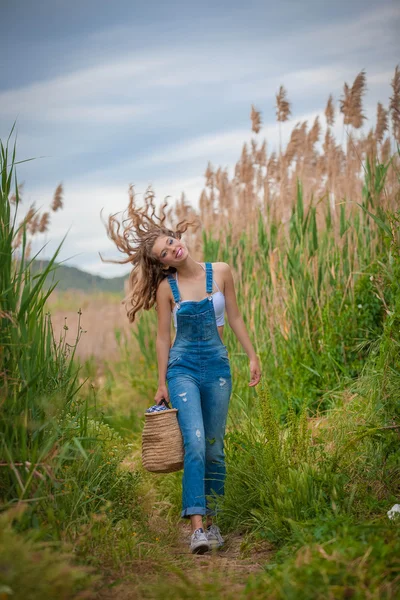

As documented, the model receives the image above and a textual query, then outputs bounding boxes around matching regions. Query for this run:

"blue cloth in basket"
[145,403,170,414]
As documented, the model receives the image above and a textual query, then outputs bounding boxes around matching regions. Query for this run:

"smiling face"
[152,234,188,267]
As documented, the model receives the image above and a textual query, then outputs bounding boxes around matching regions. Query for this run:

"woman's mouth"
[176,248,183,258]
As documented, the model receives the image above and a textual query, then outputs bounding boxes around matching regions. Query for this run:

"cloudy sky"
[1,0,399,276]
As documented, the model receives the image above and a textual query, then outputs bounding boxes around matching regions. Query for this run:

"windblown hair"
[103,187,199,323]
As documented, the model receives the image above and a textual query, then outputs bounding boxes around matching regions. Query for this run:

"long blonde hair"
[103,187,198,323]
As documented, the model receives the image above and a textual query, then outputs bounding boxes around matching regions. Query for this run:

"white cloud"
[0,56,165,124]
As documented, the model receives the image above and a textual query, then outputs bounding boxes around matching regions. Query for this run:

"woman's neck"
[175,257,205,281]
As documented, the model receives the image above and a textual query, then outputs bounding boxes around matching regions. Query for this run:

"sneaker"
[206,524,224,549]
[190,528,210,554]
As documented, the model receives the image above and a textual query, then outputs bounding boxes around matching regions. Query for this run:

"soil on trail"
[97,522,273,599]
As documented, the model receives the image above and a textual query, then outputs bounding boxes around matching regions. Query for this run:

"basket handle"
[160,398,172,409]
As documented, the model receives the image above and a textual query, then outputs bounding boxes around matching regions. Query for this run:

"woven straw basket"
[142,407,184,473]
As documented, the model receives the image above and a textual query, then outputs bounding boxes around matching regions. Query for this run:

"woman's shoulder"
[211,262,231,275]
[156,276,173,299]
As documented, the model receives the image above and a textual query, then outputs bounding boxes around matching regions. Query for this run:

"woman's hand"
[154,383,169,405]
[249,356,262,387]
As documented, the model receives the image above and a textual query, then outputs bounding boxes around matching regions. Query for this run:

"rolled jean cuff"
[181,506,206,518]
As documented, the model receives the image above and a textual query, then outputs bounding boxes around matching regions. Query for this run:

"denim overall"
[166,263,232,518]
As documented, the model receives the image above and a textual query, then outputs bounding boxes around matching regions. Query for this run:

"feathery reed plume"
[29,214,40,235]
[38,212,50,233]
[267,152,277,179]
[51,183,64,212]
[323,128,334,155]
[325,95,335,127]
[375,103,388,144]
[381,137,391,163]
[389,65,400,142]
[350,70,367,129]
[24,204,36,227]
[363,128,376,161]
[340,70,367,129]
[204,162,214,188]
[194,67,399,260]
[285,122,302,165]
[13,204,36,249]
[276,85,291,122]
[257,140,267,166]
[9,183,24,205]
[276,85,291,156]
[340,83,352,126]
[250,105,262,134]
[308,116,321,148]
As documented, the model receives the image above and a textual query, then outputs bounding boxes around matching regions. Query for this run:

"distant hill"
[30,260,127,293]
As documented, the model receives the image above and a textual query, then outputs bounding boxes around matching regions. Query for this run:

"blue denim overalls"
[166,262,232,518]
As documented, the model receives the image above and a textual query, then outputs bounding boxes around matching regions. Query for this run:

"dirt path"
[96,521,272,599]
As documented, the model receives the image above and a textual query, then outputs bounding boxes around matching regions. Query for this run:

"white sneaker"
[206,524,224,549]
[190,528,210,554]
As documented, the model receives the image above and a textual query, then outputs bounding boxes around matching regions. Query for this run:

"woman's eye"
[161,239,173,258]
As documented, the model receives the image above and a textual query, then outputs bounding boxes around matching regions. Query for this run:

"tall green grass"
[0,130,85,511]
[0,134,147,597]
[203,165,392,415]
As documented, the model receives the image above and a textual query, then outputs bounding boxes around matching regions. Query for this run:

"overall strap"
[167,274,181,305]
[205,262,213,295]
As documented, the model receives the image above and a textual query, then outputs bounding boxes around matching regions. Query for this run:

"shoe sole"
[191,542,210,554]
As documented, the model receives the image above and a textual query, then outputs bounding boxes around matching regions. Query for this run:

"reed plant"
[111,68,398,418]
[204,169,390,414]
[0,133,146,597]
[210,158,399,598]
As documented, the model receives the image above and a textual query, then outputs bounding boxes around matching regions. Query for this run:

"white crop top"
[172,265,225,329]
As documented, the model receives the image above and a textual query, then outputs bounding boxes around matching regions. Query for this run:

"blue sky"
[1,0,399,276]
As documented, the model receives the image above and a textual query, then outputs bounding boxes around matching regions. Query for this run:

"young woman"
[105,194,261,554]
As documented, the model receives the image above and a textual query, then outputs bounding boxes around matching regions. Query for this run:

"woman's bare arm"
[155,278,172,402]
[217,262,261,387]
